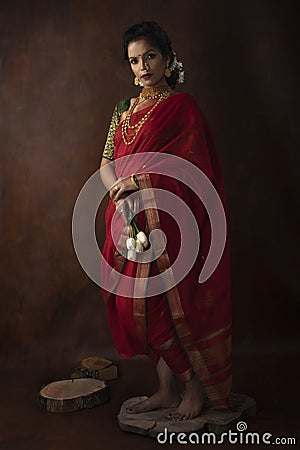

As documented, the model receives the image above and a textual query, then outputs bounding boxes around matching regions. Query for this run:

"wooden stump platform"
[38,378,110,413]
[117,393,256,437]
[71,356,118,381]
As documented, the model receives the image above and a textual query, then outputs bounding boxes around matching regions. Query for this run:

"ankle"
[158,383,174,392]
[158,374,177,391]
[185,375,204,394]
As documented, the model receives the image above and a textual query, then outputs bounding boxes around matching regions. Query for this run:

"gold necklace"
[140,85,172,99]
[122,87,172,145]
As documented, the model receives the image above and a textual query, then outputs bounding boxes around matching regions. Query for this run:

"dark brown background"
[1,1,299,449]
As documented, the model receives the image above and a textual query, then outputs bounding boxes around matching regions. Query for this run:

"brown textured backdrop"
[1,0,299,373]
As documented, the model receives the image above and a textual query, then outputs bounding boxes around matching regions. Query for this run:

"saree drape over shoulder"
[100,93,232,410]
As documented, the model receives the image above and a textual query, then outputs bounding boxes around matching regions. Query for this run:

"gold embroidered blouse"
[102,98,131,161]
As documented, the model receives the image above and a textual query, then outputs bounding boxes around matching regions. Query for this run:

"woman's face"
[127,38,169,89]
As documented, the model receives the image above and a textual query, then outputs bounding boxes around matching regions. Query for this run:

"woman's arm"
[100,156,118,196]
[100,157,139,214]
[100,98,139,208]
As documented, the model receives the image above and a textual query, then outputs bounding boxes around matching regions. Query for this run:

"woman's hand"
[110,176,139,225]
[109,176,138,203]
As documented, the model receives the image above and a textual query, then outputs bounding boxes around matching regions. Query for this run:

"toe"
[176,415,184,421]
[172,412,182,421]
[126,407,135,413]
[127,404,142,414]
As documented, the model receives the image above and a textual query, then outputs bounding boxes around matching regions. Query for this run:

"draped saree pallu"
[100,93,232,410]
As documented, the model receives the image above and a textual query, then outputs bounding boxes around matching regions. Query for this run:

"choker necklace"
[140,85,172,99]
[121,87,172,145]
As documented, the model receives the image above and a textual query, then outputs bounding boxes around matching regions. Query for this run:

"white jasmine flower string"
[170,51,185,84]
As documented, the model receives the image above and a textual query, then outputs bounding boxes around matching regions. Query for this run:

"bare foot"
[167,375,205,421]
[127,388,181,414]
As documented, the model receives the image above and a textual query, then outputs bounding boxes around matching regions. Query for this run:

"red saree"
[101,92,232,410]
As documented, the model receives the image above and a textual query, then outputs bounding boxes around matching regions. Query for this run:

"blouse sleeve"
[102,98,131,161]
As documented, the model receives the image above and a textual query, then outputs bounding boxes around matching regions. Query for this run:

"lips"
[141,74,152,80]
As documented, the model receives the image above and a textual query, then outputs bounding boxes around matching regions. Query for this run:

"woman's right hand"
[111,179,138,224]
[109,176,139,203]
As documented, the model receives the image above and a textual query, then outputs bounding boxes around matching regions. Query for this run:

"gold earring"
[165,67,171,77]
[134,76,139,86]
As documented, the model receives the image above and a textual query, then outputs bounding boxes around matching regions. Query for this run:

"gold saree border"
[135,173,232,410]
[132,256,151,350]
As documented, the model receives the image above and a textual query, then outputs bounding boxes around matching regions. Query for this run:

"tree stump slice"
[117,392,256,438]
[81,356,112,370]
[38,378,110,413]
[71,355,118,381]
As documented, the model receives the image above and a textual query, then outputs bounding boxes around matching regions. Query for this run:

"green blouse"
[102,97,131,161]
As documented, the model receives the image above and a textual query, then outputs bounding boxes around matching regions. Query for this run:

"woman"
[100,21,232,421]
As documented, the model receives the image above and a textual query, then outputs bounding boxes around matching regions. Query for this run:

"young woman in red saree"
[100,22,232,421]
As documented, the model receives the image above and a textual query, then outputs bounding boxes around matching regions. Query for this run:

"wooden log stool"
[38,378,110,413]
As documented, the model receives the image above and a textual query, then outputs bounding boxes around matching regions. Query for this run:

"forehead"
[127,38,159,57]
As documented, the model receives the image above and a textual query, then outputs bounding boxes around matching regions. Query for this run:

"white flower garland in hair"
[170,52,185,84]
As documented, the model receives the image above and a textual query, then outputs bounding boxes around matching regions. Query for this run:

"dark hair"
[123,21,181,89]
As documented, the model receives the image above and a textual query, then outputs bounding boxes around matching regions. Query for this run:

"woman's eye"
[130,59,138,65]
[147,53,155,59]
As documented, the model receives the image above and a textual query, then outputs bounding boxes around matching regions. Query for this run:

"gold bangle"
[130,174,139,189]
